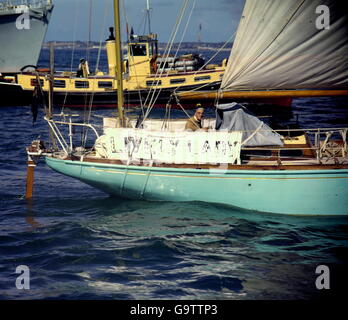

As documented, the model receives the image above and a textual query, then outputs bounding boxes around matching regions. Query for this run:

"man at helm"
[185,104,207,131]
[76,58,90,78]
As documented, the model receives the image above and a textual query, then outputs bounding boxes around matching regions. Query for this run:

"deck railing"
[44,116,100,155]
[45,114,348,164]
[242,128,347,162]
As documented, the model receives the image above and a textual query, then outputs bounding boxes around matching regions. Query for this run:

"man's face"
[195,109,204,121]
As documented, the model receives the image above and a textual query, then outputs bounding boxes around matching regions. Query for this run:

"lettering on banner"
[105,129,242,164]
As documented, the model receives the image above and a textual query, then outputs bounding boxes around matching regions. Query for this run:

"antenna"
[198,22,202,46]
[146,0,151,34]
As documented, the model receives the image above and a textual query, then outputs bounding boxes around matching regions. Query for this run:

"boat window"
[170,78,186,84]
[130,44,146,57]
[130,44,147,56]
[98,81,113,88]
[75,81,89,89]
[53,80,66,88]
[30,79,44,87]
[149,42,158,56]
[194,75,211,82]
[146,80,162,86]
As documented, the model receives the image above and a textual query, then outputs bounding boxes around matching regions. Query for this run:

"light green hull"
[45,157,348,216]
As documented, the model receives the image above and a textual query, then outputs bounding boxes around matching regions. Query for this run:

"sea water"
[0,49,348,300]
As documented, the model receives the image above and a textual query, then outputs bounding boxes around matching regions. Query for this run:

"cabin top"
[128,33,158,58]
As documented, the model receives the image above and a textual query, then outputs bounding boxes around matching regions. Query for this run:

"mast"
[146,0,151,34]
[48,42,54,119]
[113,0,125,126]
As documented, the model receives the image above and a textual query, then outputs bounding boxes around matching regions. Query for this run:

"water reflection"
[25,199,42,231]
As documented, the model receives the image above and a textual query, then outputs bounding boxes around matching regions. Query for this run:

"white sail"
[221,0,348,91]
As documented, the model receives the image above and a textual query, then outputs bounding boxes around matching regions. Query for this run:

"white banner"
[96,128,242,165]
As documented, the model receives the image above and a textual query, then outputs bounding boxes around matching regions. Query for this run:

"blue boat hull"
[45,157,348,216]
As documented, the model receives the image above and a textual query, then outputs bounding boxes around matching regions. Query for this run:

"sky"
[45,0,245,43]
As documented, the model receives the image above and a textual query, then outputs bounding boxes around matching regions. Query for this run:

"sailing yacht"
[26,0,348,216]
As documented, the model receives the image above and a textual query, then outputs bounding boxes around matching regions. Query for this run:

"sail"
[221,0,348,91]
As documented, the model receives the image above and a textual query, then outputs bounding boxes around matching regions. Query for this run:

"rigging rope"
[159,0,196,129]
[148,0,197,121]
[82,0,110,148]
[141,0,235,125]
[172,30,236,95]
[144,0,190,107]
[139,0,191,127]
[81,0,95,146]
[121,0,146,114]
[61,0,80,114]
[142,0,190,108]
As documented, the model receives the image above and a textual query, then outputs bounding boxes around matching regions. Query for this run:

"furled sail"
[221,0,348,91]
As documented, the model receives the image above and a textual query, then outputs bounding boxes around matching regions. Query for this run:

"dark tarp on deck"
[215,102,284,147]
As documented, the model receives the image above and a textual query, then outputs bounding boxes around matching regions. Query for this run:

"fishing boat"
[0,0,293,109]
[0,0,54,73]
[1,0,225,108]
[25,0,348,216]
[1,30,226,108]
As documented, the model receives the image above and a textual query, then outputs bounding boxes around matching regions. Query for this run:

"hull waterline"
[45,157,348,216]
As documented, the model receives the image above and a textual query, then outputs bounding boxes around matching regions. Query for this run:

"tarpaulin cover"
[215,103,284,146]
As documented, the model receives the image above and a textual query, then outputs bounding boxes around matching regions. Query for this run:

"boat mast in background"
[146,0,152,35]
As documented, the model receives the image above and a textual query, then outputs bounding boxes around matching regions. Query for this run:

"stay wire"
[140,0,191,126]
[82,0,110,148]
[173,30,236,95]
[151,0,196,124]
[61,0,80,114]
[141,0,190,111]
[122,0,145,115]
